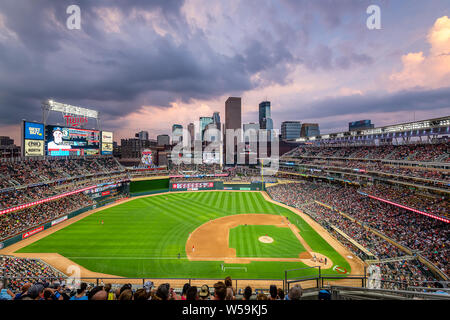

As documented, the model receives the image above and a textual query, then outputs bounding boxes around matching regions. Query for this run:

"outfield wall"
[129,178,170,195]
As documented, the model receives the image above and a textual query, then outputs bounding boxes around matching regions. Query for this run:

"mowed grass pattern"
[18,192,351,279]
[230,225,306,258]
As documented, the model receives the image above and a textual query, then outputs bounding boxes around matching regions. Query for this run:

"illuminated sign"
[24,139,44,156]
[64,115,89,127]
[141,149,153,166]
[367,195,449,223]
[101,131,114,155]
[46,100,99,119]
[0,185,96,216]
[46,125,100,156]
[102,131,113,143]
[24,122,44,140]
[172,182,214,190]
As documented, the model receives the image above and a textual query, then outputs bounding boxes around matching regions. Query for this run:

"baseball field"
[12,191,359,280]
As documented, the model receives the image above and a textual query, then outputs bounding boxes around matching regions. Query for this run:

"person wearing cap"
[28,283,45,300]
[144,281,154,295]
[48,127,71,151]
[318,289,331,300]
[199,284,210,300]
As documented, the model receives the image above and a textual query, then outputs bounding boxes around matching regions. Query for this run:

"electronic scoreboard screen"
[45,125,100,156]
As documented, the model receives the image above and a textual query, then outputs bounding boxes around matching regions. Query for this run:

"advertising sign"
[51,215,68,226]
[101,131,114,155]
[24,139,44,156]
[22,226,44,239]
[102,131,113,143]
[171,182,214,190]
[141,149,153,166]
[24,122,45,140]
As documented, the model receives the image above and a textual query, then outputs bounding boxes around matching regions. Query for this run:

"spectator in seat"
[243,286,252,301]
[181,283,190,300]
[269,285,278,300]
[199,285,210,300]
[213,282,227,301]
[277,288,285,300]
[225,287,235,300]
[0,282,14,300]
[70,282,88,300]
[119,289,133,301]
[186,286,199,301]
[287,284,303,300]
[257,293,268,300]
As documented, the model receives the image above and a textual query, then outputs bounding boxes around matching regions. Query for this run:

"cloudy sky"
[0,0,449,144]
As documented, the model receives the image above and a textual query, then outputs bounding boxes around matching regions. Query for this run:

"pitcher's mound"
[258,236,274,243]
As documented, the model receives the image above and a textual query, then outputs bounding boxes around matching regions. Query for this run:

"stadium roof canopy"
[295,116,450,143]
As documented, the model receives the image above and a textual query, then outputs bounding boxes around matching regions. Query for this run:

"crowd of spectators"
[361,184,449,218]
[0,156,123,190]
[267,182,449,277]
[281,159,449,183]
[0,173,126,210]
[1,255,67,294]
[377,260,438,290]
[0,193,94,241]
[283,142,449,163]
[1,275,310,301]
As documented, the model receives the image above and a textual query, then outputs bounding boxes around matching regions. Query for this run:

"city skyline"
[0,1,449,144]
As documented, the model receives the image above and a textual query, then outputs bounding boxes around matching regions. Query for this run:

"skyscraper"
[259,101,273,130]
[200,117,213,140]
[137,131,149,140]
[225,97,242,164]
[212,112,221,130]
[172,124,183,143]
[225,97,242,130]
[187,123,195,144]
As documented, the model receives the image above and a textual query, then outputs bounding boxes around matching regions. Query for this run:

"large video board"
[45,125,100,156]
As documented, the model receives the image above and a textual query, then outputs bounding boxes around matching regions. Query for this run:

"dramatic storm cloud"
[0,0,449,142]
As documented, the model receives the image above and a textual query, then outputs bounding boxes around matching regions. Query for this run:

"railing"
[329,285,450,300]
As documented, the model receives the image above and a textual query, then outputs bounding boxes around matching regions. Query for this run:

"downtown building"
[224,97,242,165]
[281,121,302,140]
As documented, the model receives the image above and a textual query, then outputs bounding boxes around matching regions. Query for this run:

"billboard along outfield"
[16,192,352,279]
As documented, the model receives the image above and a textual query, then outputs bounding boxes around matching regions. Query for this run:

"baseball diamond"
[4,191,359,280]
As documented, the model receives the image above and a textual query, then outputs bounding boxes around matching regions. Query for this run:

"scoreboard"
[46,125,100,156]
[22,121,114,157]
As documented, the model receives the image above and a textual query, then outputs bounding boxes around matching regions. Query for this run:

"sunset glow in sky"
[0,0,449,143]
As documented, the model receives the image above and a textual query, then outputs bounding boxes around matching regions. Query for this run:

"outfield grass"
[18,192,351,279]
[230,225,305,258]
